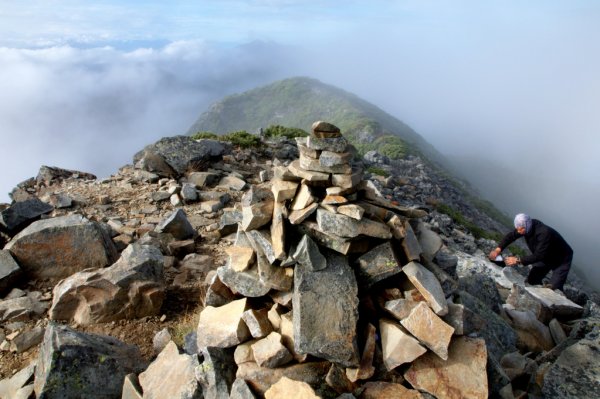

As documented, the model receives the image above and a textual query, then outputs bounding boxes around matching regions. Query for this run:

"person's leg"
[526,262,552,286]
[549,257,572,291]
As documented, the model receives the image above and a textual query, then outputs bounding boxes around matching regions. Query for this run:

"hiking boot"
[543,283,554,289]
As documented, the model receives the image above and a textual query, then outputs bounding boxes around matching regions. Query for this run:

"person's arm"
[520,228,551,265]
[489,230,520,260]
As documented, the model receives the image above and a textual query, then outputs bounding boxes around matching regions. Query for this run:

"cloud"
[0,40,303,201]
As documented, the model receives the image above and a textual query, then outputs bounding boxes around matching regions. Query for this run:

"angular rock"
[251,332,293,368]
[139,341,201,399]
[293,250,359,367]
[401,222,422,262]
[290,184,316,211]
[246,229,278,265]
[271,201,287,261]
[5,214,118,279]
[133,135,230,176]
[0,250,22,295]
[122,373,143,399]
[217,265,271,298]
[0,197,54,235]
[36,165,96,185]
[384,299,419,321]
[358,381,424,399]
[312,121,341,136]
[265,376,319,399]
[197,298,251,348]
[155,209,196,240]
[401,302,454,360]
[153,328,172,353]
[355,242,401,288]
[415,222,443,262]
[403,261,448,316]
[167,239,195,258]
[0,362,35,399]
[331,168,363,189]
[298,142,320,159]
[271,180,298,202]
[236,361,330,397]
[230,378,256,399]
[10,326,44,353]
[322,194,348,205]
[503,307,554,352]
[405,337,488,399]
[0,292,49,323]
[219,208,243,236]
[295,221,369,255]
[346,323,377,382]
[320,150,351,167]
[300,154,352,174]
[292,234,326,272]
[326,364,357,395]
[195,346,236,399]
[256,251,293,291]
[204,272,236,307]
[288,160,330,184]
[289,203,318,225]
[455,251,524,289]
[180,183,198,202]
[280,312,307,363]
[218,175,247,191]
[41,192,73,209]
[304,135,348,152]
[187,171,220,188]
[241,186,275,231]
[522,286,583,320]
[234,340,257,365]
[242,308,273,339]
[549,318,567,345]
[380,319,427,370]
[34,323,146,398]
[317,208,391,239]
[227,246,255,272]
[49,244,165,324]
[337,204,364,220]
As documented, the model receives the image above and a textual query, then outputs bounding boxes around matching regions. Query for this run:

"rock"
[322,194,348,205]
[304,135,348,152]
[219,208,243,236]
[415,222,443,262]
[401,222,422,262]
[289,203,319,225]
[0,197,54,235]
[187,171,220,188]
[500,351,534,381]
[230,378,256,399]
[34,323,146,398]
[405,337,488,399]
[0,292,49,323]
[290,184,316,211]
[251,332,293,368]
[346,323,377,382]
[403,262,448,316]
[316,208,391,239]
[379,319,427,370]
[121,373,143,399]
[234,340,256,365]
[36,165,96,185]
[256,251,293,292]
[280,312,308,363]
[153,328,172,353]
[455,251,523,289]
[319,150,351,167]
[354,242,402,288]
[294,221,369,255]
[133,136,230,176]
[42,192,73,209]
[195,346,236,399]
[167,239,196,258]
[10,325,44,353]
[217,265,271,298]
[458,274,502,314]
[288,160,330,184]
[227,246,255,272]
[151,191,171,203]
[241,186,274,231]
[246,229,278,264]
[264,376,319,399]
[0,250,22,295]
[197,298,251,348]
[179,254,214,277]
[520,286,583,320]
[236,361,330,397]
[293,250,359,367]
[549,318,567,345]
[326,364,357,395]
[384,299,419,321]
[337,204,364,220]
[331,168,363,190]
[170,193,182,206]
[49,243,165,324]
[204,272,236,307]
[242,308,273,339]
[155,209,196,240]
[311,121,341,137]
[139,341,202,399]
[401,302,454,360]
[300,153,352,174]
[271,202,286,261]
[434,247,458,276]
[271,180,299,202]
[292,234,326,272]
[542,334,600,398]
[503,307,554,352]
[0,362,35,399]
[298,142,319,159]
[180,183,199,202]
[5,214,118,279]
[218,175,247,191]
[358,381,424,399]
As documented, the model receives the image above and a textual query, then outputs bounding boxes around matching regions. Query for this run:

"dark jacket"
[498,219,573,267]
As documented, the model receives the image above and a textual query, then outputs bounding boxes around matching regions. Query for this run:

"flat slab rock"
[455,251,525,289]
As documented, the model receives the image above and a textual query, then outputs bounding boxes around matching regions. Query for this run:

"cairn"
[198,121,489,398]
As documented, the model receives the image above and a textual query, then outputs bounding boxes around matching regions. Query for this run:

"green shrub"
[436,203,501,240]
[221,130,261,148]
[191,131,218,140]
[367,166,389,177]
[263,125,308,139]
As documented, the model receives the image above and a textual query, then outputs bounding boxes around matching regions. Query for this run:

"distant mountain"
[187,76,444,165]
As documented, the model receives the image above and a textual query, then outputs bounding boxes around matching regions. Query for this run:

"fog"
[0,1,598,289]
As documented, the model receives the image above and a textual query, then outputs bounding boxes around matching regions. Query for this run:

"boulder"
[288,160,330,184]
[516,286,583,321]
[133,136,230,176]
[293,250,359,367]
[155,209,196,240]
[405,337,488,399]
[455,251,523,289]
[0,197,54,235]
[292,234,326,272]
[383,299,420,322]
[319,151,351,167]
[196,298,251,348]
[195,346,236,399]
[379,319,426,370]
[355,242,401,288]
[264,376,319,399]
[415,222,443,262]
[312,121,341,137]
[0,292,49,323]
[401,302,454,360]
[289,203,319,225]
[331,168,363,190]
[316,208,391,239]
[49,244,165,325]
[271,180,298,202]
[242,308,273,339]
[0,250,22,295]
[403,262,448,316]
[234,340,256,365]
[204,272,236,307]
[187,171,220,188]
[227,246,255,272]
[36,165,96,185]
[246,229,278,264]
[5,214,118,279]
[358,381,424,399]
[230,378,256,399]
[34,323,146,399]
[217,265,271,298]
[290,184,316,211]
[39,192,71,209]
[251,332,293,368]
[139,341,202,399]
[503,307,554,352]
[401,222,422,262]
[0,362,35,399]
[300,154,352,174]
[241,186,275,231]
[458,274,503,314]
[304,135,348,152]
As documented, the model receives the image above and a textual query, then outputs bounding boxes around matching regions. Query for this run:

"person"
[489,213,573,291]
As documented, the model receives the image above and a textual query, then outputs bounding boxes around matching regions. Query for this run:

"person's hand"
[505,256,520,266]
[489,247,501,260]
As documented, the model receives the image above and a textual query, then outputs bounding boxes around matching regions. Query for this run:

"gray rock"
[542,334,600,398]
[0,197,54,235]
[246,230,278,265]
[217,175,247,191]
[153,328,172,353]
[401,221,422,262]
[5,214,118,279]
[293,250,359,367]
[121,373,142,399]
[251,332,293,368]
[403,261,448,316]
[292,235,326,272]
[459,274,503,314]
[219,208,243,236]
[139,341,202,399]
[217,265,271,298]
[180,183,199,202]
[10,325,44,353]
[204,272,236,307]
[300,154,352,174]
[229,378,256,399]
[503,307,554,352]
[49,243,165,324]
[241,186,274,231]
[455,251,521,289]
[42,193,73,209]
[34,323,146,398]
[183,332,198,355]
[522,286,584,320]
[354,242,401,288]
[0,362,35,399]
[0,250,22,295]
[36,165,96,185]
[195,346,236,399]
[151,191,172,203]
[316,208,391,239]
[434,247,458,276]
[416,222,443,262]
[133,136,231,176]
[0,293,49,323]
[155,209,196,240]
[303,136,348,152]
[187,171,220,188]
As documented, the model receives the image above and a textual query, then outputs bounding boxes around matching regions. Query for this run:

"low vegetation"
[263,124,308,139]
[366,166,390,177]
[191,130,261,148]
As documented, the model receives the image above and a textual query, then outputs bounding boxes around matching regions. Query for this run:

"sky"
[0,0,599,287]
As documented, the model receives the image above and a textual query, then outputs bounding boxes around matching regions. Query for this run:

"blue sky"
[1,1,599,285]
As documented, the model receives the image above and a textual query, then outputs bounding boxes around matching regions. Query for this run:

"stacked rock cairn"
[198,121,489,398]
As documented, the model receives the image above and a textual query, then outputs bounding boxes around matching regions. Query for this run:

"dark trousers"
[526,255,572,291]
